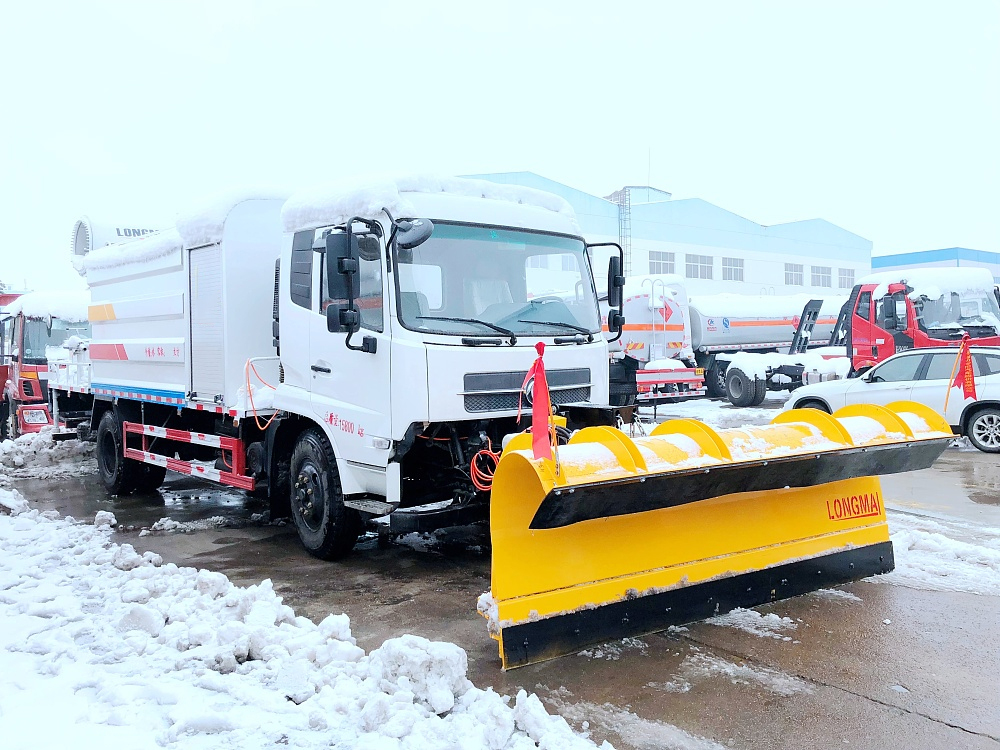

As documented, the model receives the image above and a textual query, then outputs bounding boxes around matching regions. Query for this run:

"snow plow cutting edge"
[482,401,951,669]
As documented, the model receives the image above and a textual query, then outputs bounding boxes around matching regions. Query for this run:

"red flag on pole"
[519,342,553,460]
[952,334,977,401]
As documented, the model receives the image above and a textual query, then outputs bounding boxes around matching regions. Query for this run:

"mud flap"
[482,401,951,669]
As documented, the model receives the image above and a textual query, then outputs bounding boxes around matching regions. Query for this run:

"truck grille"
[462,368,591,413]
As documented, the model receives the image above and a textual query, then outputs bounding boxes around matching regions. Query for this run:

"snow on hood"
[860,267,997,301]
[281,174,576,234]
[5,290,89,321]
[81,228,184,275]
[175,188,290,247]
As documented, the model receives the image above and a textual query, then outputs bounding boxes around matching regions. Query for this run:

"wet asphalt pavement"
[11,407,1000,750]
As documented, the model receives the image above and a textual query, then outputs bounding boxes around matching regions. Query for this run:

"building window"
[722,257,744,282]
[785,263,804,285]
[838,268,855,289]
[527,255,547,269]
[649,250,675,275]
[685,254,713,279]
[811,266,832,287]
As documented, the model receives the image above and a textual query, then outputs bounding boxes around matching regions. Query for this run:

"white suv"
[785,347,1000,452]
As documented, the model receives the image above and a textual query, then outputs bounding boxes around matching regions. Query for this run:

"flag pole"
[943,338,965,413]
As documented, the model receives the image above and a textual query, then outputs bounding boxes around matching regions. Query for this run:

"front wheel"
[289,429,361,560]
[4,398,18,441]
[726,368,758,407]
[967,408,1000,453]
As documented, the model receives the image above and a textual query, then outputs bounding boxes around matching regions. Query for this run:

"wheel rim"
[972,414,1000,448]
[294,464,324,532]
[99,430,118,477]
[731,378,743,399]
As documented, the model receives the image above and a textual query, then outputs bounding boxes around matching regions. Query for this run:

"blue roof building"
[872,248,1000,283]
[466,172,872,296]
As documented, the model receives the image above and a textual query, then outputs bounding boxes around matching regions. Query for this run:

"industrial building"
[872,247,1000,283]
[469,172,871,296]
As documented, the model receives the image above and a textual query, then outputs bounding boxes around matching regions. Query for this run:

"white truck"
[605,274,848,406]
[52,176,629,558]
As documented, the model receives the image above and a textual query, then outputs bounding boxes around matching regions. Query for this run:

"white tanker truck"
[605,274,849,406]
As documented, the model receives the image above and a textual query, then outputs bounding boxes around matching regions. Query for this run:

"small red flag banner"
[952,335,977,402]
[519,342,553,460]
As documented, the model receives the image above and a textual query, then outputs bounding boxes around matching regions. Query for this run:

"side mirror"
[325,233,361,334]
[881,295,897,330]
[396,218,434,250]
[607,256,625,309]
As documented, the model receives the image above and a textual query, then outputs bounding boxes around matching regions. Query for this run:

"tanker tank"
[688,293,846,351]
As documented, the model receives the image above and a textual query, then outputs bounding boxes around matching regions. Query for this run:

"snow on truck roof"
[5,290,90,321]
[280,174,579,235]
[860,267,996,300]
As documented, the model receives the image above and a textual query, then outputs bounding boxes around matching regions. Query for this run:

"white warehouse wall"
[468,172,872,297]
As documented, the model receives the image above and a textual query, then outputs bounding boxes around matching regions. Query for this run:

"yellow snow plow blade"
[483,401,951,669]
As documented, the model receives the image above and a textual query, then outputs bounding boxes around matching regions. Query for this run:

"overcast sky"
[1,1,997,291]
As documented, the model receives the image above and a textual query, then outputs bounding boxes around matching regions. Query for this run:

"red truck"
[831,268,1000,375]
[1,291,90,439]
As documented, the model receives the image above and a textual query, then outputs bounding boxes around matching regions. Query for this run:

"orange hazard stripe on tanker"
[89,343,128,360]
[603,324,686,332]
[88,303,116,322]
[726,316,839,328]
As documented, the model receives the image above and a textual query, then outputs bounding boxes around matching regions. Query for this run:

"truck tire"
[726,368,757,407]
[0,399,10,441]
[289,429,361,560]
[705,362,727,398]
[967,407,1000,453]
[750,376,768,406]
[96,410,140,495]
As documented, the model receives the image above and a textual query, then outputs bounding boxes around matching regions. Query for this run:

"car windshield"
[914,289,1000,332]
[394,223,601,336]
[23,318,92,364]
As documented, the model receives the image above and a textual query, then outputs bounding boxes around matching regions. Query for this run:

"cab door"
[850,290,875,365]
[306,229,392,482]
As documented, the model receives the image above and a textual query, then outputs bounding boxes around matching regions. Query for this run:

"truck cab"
[834,269,1000,373]
[2,296,91,439]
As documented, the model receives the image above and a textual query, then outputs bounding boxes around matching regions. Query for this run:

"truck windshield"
[914,289,1000,335]
[23,319,92,365]
[393,223,601,337]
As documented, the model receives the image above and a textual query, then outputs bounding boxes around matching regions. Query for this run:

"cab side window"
[869,354,922,382]
[857,291,871,322]
[320,234,384,333]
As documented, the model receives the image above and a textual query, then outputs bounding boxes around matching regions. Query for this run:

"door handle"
[311,364,331,373]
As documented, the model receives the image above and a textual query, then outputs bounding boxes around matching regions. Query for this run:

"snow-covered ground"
[638,393,789,430]
[0,429,96,484]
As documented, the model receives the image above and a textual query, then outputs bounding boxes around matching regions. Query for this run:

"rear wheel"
[133,463,167,493]
[967,408,1000,453]
[289,429,361,560]
[97,410,140,495]
[4,398,18,440]
[750,377,768,406]
[726,368,758,407]
[795,399,831,413]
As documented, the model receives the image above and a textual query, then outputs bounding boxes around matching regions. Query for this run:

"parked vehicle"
[1,291,90,439]
[786,346,1000,452]
[52,177,947,669]
[602,275,847,405]
[830,268,1000,374]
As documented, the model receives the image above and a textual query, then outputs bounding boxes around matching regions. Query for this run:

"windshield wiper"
[517,319,594,341]
[416,316,517,345]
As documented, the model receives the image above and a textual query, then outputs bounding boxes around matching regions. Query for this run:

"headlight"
[21,409,49,425]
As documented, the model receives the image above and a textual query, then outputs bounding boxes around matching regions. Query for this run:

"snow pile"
[648,650,811,697]
[82,228,184,274]
[0,504,610,749]
[644,358,688,371]
[5,289,89,322]
[282,174,577,234]
[0,428,95,480]
[176,189,290,247]
[705,608,798,641]
[0,486,29,514]
[880,511,1000,596]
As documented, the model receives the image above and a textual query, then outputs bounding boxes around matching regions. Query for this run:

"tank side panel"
[87,245,188,398]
